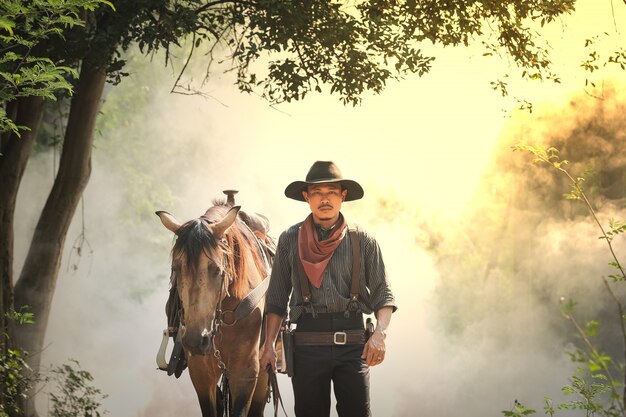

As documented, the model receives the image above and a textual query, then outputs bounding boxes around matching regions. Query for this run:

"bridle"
[177,218,270,366]
[173,226,232,360]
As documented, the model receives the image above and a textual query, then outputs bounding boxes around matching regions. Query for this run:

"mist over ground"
[12,2,626,416]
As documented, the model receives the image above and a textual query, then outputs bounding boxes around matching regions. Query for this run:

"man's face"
[302,183,347,224]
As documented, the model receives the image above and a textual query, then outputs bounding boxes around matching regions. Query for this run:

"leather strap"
[220,275,270,325]
[348,229,361,301]
[296,248,311,302]
[267,366,289,417]
[294,330,366,346]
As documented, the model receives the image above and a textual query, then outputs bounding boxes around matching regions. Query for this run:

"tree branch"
[293,39,318,90]
[560,168,626,281]
[171,33,197,94]
[196,0,257,15]
[562,309,624,415]
[602,275,626,412]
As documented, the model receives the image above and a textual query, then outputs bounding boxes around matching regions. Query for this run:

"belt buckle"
[333,331,347,345]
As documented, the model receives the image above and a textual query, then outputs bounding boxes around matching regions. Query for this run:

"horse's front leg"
[227,358,262,417]
[213,305,266,417]
[248,364,269,417]
[225,317,265,417]
[187,354,220,417]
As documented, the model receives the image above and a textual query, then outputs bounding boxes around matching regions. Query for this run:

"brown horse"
[157,203,270,417]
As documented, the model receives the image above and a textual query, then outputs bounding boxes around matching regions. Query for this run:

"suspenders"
[296,227,362,316]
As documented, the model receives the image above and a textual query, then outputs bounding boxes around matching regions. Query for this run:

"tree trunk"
[0,97,45,348]
[0,98,45,417]
[13,65,106,417]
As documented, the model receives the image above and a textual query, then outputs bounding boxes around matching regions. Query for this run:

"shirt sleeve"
[362,230,397,313]
[265,230,293,317]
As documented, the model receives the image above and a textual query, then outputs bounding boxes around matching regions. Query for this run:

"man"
[259,161,396,417]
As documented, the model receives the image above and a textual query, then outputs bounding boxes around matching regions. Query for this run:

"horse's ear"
[212,206,241,239]
[156,211,181,233]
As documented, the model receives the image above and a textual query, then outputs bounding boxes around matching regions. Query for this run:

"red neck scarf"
[298,213,347,288]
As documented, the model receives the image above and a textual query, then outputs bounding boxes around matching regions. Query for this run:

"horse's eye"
[208,263,223,276]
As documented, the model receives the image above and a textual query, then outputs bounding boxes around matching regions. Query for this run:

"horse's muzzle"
[182,327,213,355]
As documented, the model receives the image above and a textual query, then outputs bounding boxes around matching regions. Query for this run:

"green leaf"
[0,16,15,35]
[584,320,599,337]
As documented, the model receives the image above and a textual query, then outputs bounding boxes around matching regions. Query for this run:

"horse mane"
[172,202,266,299]
[172,217,218,278]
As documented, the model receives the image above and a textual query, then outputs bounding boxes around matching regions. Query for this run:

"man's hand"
[259,312,283,373]
[361,306,393,366]
[259,344,278,373]
[361,329,386,366]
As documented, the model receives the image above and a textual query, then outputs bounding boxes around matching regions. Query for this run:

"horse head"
[157,205,240,356]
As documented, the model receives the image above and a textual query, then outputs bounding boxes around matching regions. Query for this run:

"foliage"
[1,311,107,417]
[3,0,608,113]
[0,0,113,136]
[502,144,626,416]
[0,344,32,417]
[581,34,626,89]
[1,309,37,417]
[23,0,580,109]
[20,0,580,108]
[5,306,34,326]
[213,0,578,106]
[513,143,626,287]
[47,360,108,417]
[503,400,537,417]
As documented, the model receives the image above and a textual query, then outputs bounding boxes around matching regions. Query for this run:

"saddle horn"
[223,189,238,207]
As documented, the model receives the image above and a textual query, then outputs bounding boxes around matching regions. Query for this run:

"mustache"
[318,204,333,209]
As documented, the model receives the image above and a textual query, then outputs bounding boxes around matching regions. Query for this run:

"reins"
[266,366,289,417]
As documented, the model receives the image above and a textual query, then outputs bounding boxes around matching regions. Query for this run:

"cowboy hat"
[284,161,364,202]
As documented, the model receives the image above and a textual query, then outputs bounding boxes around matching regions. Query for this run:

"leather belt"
[294,330,366,346]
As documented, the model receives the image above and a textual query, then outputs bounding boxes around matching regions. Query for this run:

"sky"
[12,0,626,416]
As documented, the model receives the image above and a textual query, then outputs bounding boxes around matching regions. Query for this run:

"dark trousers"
[292,313,371,417]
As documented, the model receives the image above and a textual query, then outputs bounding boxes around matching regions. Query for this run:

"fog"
[12,1,626,416]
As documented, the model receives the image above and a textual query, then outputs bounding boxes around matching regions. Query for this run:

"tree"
[0,0,618,415]
[0,0,110,354]
[0,0,106,136]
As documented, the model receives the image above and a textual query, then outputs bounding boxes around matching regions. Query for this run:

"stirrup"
[156,329,170,371]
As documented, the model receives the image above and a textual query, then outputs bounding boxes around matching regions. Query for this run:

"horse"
[156,202,271,417]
